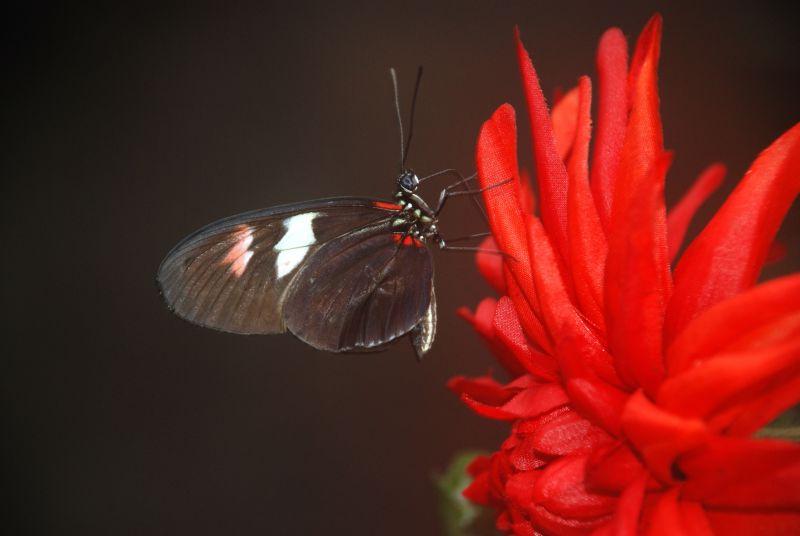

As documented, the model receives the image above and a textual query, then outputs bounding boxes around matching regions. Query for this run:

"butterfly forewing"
[157,198,402,335]
[282,220,433,352]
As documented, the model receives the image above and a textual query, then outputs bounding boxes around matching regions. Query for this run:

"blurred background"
[3,1,798,534]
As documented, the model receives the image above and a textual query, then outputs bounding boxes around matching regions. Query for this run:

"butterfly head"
[397,170,420,194]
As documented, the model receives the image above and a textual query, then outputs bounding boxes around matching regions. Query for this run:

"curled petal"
[447,374,512,406]
[459,381,569,421]
[666,121,800,343]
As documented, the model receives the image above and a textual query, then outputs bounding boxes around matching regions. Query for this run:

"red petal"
[658,337,800,423]
[565,377,628,436]
[531,409,612,456]
[665,122,800,343]
[706,511,800,535]
[586,441,647,493]
[504,264,553,355]
[644,490,682,536]
[667,163,726,262]
[461,381,569,421]
[680,436,800,509]
[508,435,549,471]
[459,298,528,376]
[463,472,491,504]
[590,27,629,229]
[621,390,709,484]
[551,85,581,162]
[605,153,672,395]
[447,375,511,406]
[505,470,541,511]
[594,472,648,536]
[721,373,800,436]
[493,296,559,381]
[666,273,800,374]
[526,215,621,387]
[530,504,609,536]
[457,298,497,335]
[610,15,664,234]
[466,454,491,476]
[567,76,608,333]
[515,27,571,267]
[532,455,617,519]
[518,168,537,215]
[604,15,668,395]
[476,236,506,294]
[628,15,663,105]
[644,490,713,536]
[476,105,542,334]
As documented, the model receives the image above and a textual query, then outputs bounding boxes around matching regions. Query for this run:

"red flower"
[449,14,800,535]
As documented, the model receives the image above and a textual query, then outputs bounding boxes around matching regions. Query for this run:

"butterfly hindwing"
[282,220,434,352]
[157,198,402,335]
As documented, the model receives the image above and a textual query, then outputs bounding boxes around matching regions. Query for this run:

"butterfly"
[156,68,503,359]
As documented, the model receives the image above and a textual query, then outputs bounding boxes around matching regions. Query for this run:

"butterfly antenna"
[389,68,405,171]
[403,66,423,168]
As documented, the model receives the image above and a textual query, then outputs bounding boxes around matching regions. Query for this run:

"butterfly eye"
[399,172,419,192]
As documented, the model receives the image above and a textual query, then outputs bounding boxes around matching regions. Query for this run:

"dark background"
[3,1,798,534]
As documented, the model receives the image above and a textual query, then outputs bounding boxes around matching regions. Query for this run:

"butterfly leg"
[417,169,489,223]
[434,178,513,216]
[439,243,516,260]
[440,231,492,243]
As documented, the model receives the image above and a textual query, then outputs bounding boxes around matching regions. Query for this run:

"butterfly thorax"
[390,170,443,248]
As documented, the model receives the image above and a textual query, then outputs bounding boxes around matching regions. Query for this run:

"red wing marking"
[373,201,402,211]
[222,225,254,277]
[392,233,424,248]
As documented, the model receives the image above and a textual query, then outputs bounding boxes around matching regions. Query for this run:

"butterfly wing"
[410,286,436,359]
[157,198,401,335]
[282,220,434,353]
